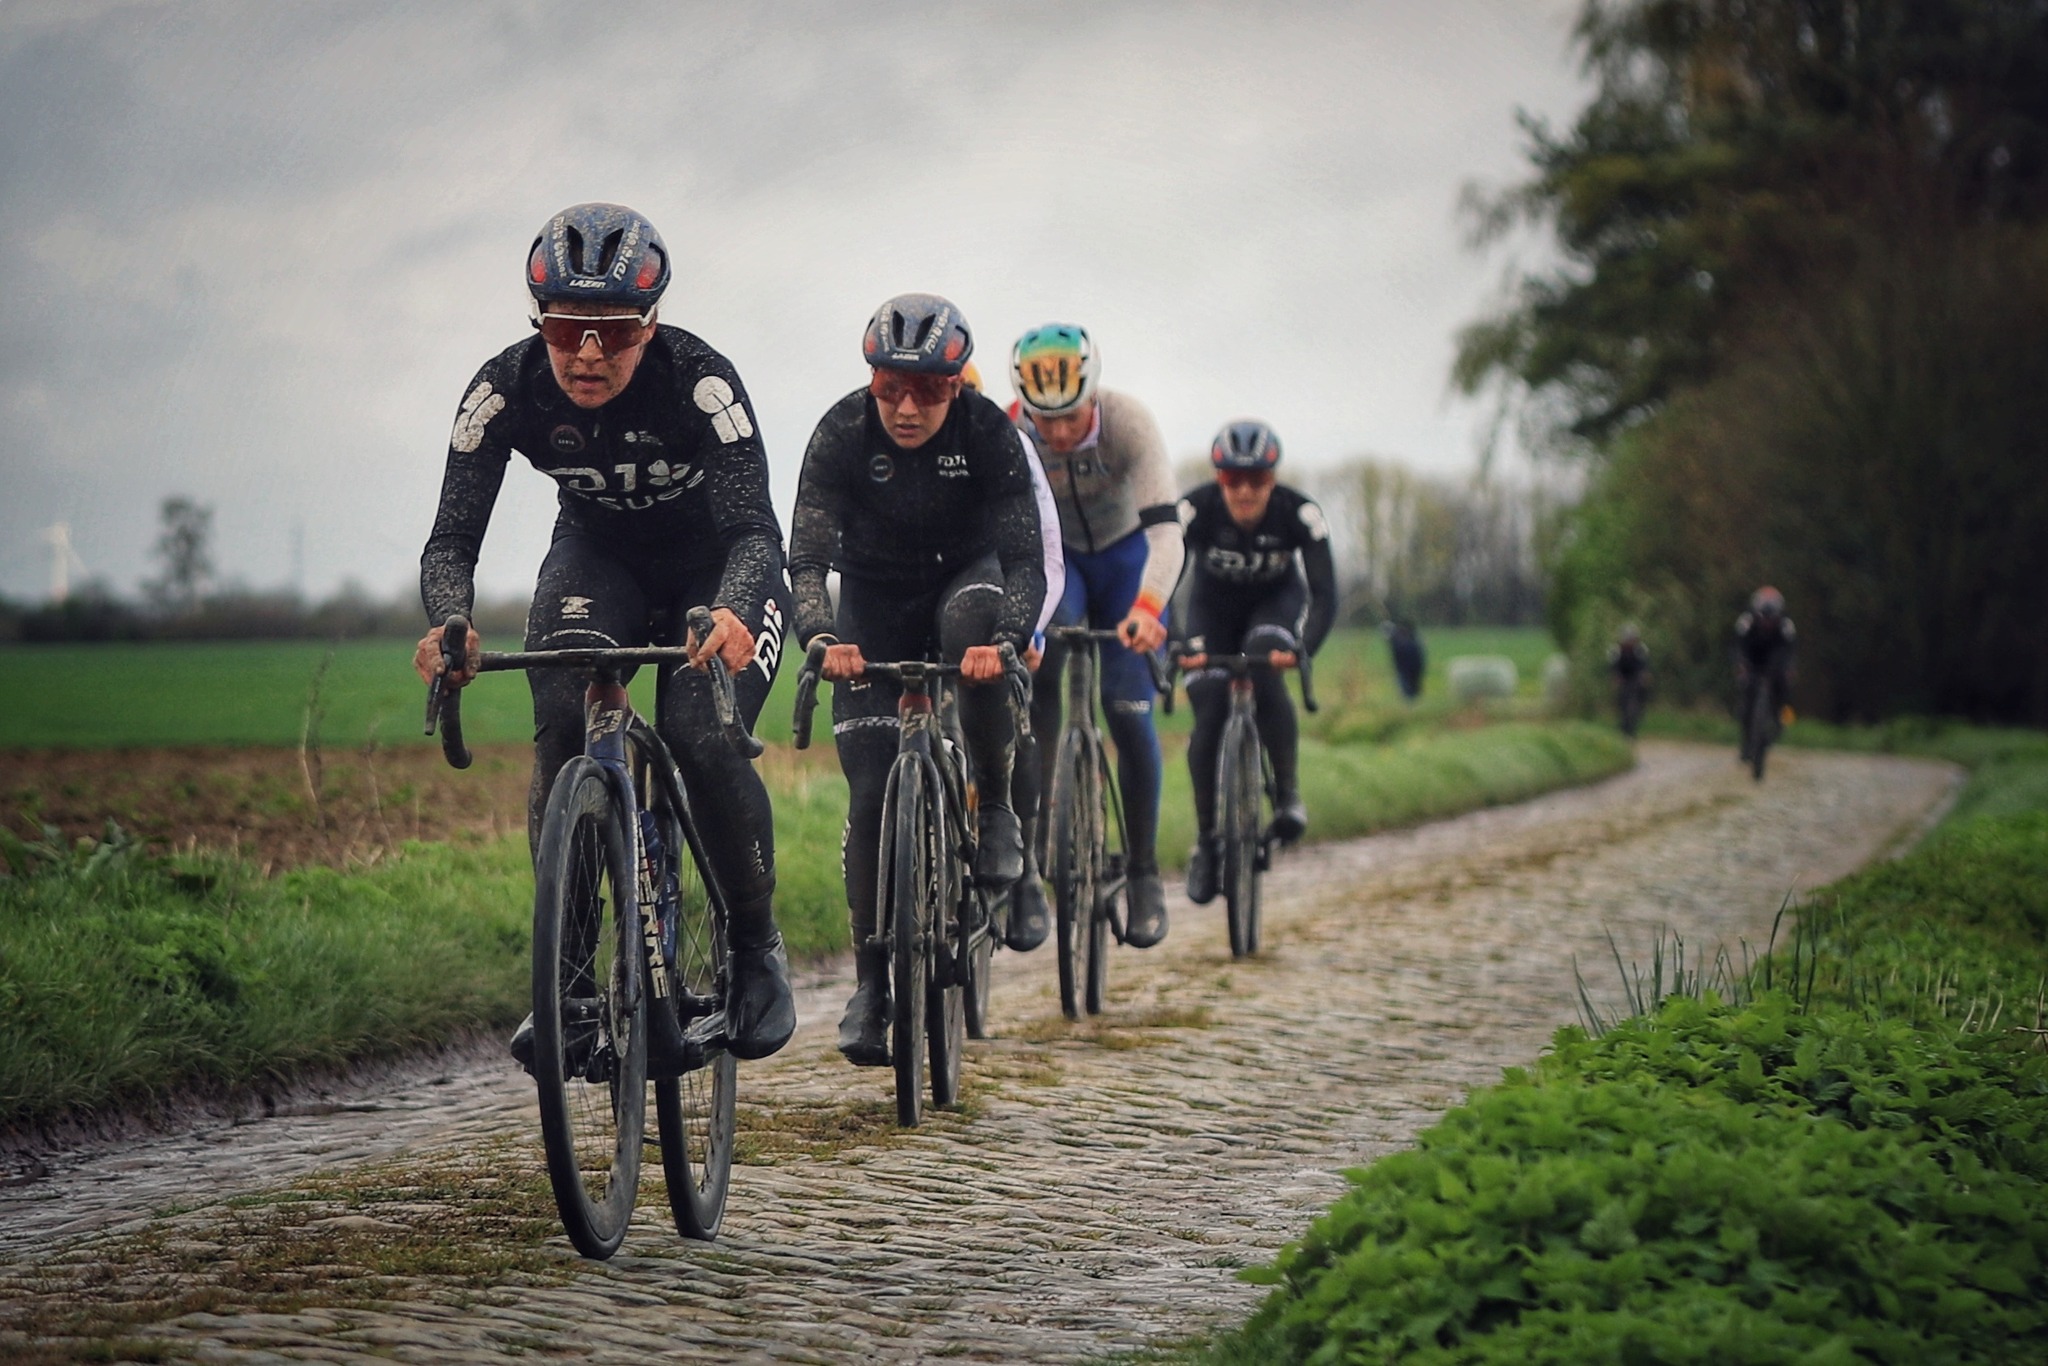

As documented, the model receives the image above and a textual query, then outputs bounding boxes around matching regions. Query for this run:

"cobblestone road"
[0,742,1955,1364]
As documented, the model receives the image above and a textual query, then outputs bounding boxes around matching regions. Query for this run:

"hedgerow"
[1215,795,2048,1364]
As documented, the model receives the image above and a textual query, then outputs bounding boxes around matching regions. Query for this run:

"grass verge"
[1,717,1629,1135]
[1202,736,2048,1364]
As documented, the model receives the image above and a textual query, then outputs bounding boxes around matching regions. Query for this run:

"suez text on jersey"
[1201,545,1297,581]
[546,459,706,509]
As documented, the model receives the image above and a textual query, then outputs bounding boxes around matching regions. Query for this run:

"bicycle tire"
[1050,727,1099,1020]
[633,729,736,1242]
[962,891,995,1040]
[1220,712,1262,959]
[531,755,646,1260]
[927,765,965,1108]
[1084,740,1118,1015]
[882,753,933,1126]
[1750,687,1772,782]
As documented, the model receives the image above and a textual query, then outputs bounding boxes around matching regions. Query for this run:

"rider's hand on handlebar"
[1118,609,1168,654]
[960,644,1005,683]
[687,606,756,675]
[414,623,481,687]
[1268,649,1298,670]
[821,642,867,681]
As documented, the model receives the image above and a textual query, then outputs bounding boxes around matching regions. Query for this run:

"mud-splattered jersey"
[1177,482,1338,654]
[789,387,1045,650]
[420,326,782,632]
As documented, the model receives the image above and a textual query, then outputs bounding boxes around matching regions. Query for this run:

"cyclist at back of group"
[788,294,1048,1067]
[1734,586,1796,757]
[1609,623,1650,735]
[1176,421,1336,908]
[1009,324,1182,950]
[413,202,796,1065]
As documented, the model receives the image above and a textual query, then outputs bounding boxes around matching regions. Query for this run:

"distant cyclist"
[1011,324,1183,950]
[788,294,1048,1066]
[1176,421,1336,910]
[1734,587,1796,760]
[1609,623,1651,737]
[414,202,795,1064]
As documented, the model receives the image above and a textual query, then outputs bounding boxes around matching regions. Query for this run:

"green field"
[0,626,1560,751]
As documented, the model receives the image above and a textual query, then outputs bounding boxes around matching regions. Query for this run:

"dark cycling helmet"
[1211,419,1282,471]
[862,293,973,374]
[1751,586,1785,619]
[525,203,670,310]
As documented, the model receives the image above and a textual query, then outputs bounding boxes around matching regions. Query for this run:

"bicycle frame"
[1046,627,1138,942]
[427,610,752,1068]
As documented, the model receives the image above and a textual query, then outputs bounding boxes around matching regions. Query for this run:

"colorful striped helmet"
[1010,323,1099,416]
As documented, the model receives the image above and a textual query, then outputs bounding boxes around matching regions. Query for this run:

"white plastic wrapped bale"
[1448,655,1519,703]
[1541,652,1572,708]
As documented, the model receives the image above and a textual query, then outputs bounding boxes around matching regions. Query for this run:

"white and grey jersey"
[1020,388,1183,610]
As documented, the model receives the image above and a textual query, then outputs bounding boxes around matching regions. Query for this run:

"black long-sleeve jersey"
[420,327,783,632]
[788,388,1045,650]
[1734,612,1797,675]
[1177,482,1339,655]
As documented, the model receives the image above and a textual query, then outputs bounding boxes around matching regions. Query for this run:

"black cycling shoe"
[508,1013,536,1073]
[725,933,797,1061]
[974,803,1024,886]
[1185,838,1220,905]
[1271,792,1309,844]
[1124,872,1169,948]
[1007,869,1050,952]
[837,948,890,1067]
[508,1011,599,1078]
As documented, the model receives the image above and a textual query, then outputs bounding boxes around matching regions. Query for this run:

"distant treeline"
[0,586,531,645]
[1458,0,2048,725]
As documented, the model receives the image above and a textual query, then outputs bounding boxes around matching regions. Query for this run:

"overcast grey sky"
[0,0,1586,605]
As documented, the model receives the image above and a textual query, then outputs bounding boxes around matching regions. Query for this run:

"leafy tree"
[145,496,214,616]
[1458,0,2048,443]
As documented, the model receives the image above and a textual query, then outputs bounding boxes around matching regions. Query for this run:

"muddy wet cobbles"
[0,743,1955,1363]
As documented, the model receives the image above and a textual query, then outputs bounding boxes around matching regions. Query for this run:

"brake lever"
[687,606,765,760]
[425,613,473,770]
[792,639,829,751]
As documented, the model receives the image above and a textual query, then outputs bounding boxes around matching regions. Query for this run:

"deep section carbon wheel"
[531,755,646,1259]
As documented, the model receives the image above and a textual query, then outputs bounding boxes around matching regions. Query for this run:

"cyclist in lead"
[1734,586,1797,759]
[414,202,796,1065]
[789,294,1049,1067]
[1176,421,1337,908]
[1010,324,1182,949]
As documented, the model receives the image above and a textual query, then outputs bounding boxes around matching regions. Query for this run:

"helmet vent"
[595,229,624,276]
[564,226,587,274]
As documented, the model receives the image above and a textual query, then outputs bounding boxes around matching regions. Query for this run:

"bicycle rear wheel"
[928,774,965,1109]
[637,731,736,1241]
[1219,713,1263,959]
[1749,688,1772,781]
[1051,727,1100,1020]
[531,756,646,1260]
[881,754,935,1126]
[962,892,995,1040]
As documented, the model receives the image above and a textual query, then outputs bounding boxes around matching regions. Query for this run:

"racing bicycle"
[425,608,755,1255]
[1039,625,1159,1019]
[1166,650,1317,959]
[793,641,1028,1125]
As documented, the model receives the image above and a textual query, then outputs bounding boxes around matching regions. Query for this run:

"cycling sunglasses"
[869,368,960,408]
[1217,468,1276,490]
[533,308,656,353]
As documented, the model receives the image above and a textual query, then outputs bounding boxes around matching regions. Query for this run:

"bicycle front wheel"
[1749,687,1773,782]
[1219,712,1263,959]
[531,755,646,1260]
[637,730,736,1241]
[1050,727,1100,1020]
[881,753,936,1126]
